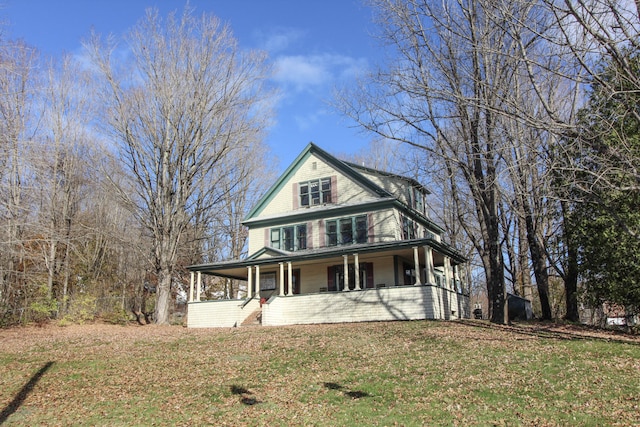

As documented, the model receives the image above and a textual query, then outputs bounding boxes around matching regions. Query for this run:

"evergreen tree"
[567,48,640,316]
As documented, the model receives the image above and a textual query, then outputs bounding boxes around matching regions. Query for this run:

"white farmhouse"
[187,143,470,327]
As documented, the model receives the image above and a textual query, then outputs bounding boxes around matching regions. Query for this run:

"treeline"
[3,1,639,328]
[339,0,640,325]
[0,8,275,326]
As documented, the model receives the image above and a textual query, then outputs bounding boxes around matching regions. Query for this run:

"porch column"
[196,271,202,301]
[354,253,361,290]
[287,262,293,296]
[279,262,285,296]
[247,266,253,299]
[189,271,194,302]
[255,265,261,298]
[424,246,435,285]
[443,257,451,289]
[413,246,422,285]
[343,254,350,291]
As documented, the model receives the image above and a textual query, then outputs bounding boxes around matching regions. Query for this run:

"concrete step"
[241,308,262,326]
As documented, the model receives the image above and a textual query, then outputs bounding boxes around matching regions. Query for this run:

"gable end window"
[300,177,332,207]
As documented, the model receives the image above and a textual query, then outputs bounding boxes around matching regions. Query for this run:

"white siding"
[370,208,401,242]
[355,169,410,204]
[369,256,395,287]
[259,153,379,218]
[249,206,402,256]
[247,228,265,256]
[262,285,469,326]
[187,298,259,328]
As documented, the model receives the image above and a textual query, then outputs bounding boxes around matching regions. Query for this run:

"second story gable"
[245,143,391,221]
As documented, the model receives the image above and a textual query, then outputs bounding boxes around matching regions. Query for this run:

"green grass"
[1,320,639,426]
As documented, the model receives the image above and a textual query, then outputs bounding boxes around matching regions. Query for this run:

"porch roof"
[187,238,467,280]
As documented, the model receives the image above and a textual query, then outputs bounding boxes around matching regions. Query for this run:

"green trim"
[244,198,396,228]
[244,143,314,220]
[246,247,290,260]
[393,200,445,234]
[243,142,392,221]
[244,197,444,237]
[188,237,467,273]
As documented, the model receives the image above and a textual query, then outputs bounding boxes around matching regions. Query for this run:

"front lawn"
[0,320,638,426]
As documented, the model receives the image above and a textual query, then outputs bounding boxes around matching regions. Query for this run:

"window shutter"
[265,228,269,247]
[307,221,313,249]
[368,213,375,243]
[318,219,325,247]
[330,175,337,203]
[292,182,299,210]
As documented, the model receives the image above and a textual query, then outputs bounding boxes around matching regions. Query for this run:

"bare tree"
[515,1,640,318]
[35,54,93,311]
[86,7,275,324]
[339,138,405,173]
[530,0,640,201]
[0,40,38,324]
[337,0,550,323]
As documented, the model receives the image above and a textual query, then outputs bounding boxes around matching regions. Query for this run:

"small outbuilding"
[507,293,533,321]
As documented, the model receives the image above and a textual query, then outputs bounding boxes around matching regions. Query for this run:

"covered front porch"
[186,238,470,328]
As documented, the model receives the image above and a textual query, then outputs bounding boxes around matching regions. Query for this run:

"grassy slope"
[0,320,639,426]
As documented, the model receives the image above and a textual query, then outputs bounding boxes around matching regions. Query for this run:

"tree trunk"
[487,221,507,324]
[562,201,580,322]
[155,264,172,325]
[523,200,552,320]
[518,216,532,300]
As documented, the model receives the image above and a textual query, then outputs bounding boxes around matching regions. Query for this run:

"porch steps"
[241,308,262,326]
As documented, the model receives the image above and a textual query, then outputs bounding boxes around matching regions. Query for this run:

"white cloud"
[293,109,326,130]
[254,27,306,53]
[273,54,368,93]
[274,55,331,90]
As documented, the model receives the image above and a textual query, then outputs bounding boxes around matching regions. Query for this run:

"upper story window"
[271,224,307,251]
[408,186,425,214]
[414,188,424,214]
[300,177,332,207]
[402,216,417,240]
[326,215,367,247]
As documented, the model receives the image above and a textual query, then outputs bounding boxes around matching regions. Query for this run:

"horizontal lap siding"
[187,287,469,327]
[371,209,400,242]
[187,299,259,328]
[262,286,470,326]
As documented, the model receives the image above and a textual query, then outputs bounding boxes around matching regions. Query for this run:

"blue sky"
[2,0,381,171]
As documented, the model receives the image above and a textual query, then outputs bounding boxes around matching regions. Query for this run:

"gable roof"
[246,246,291,260]
[343,161,431,195]
[244,142,392,221]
